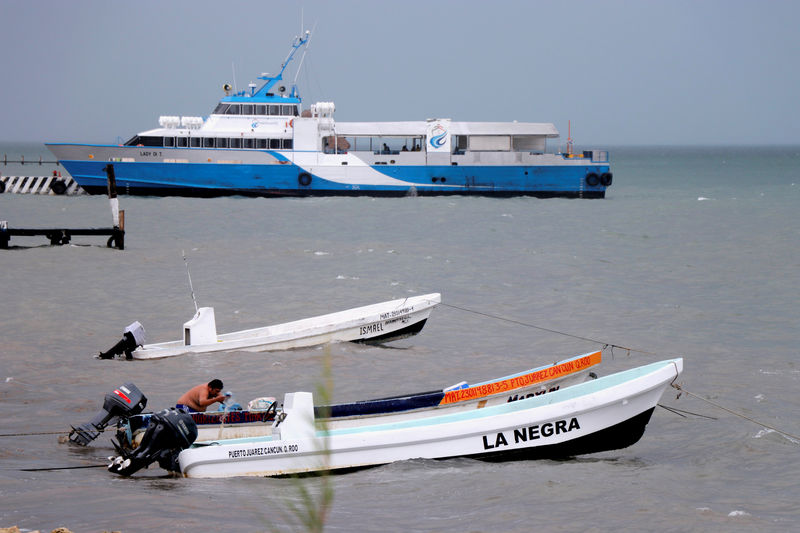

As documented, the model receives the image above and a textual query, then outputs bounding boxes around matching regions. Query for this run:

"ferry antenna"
[293,25,315,85]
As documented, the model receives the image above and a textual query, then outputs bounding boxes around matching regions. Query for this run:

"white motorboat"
[98,293,441,360]
[107,358,682,477]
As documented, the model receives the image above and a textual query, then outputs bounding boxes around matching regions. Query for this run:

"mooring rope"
[0,431,65,437]
[21,464,107,472]
[0,427,114,438]
[437,299,799,443]
[438,301,655,356]
[671,382,800,442]
[658,403,717,420]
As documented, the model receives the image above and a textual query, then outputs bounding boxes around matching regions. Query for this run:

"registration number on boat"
[380,306,413,320]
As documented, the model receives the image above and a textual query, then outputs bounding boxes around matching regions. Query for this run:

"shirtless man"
[176,379,226,412]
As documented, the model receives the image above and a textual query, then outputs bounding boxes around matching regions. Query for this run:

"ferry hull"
[47,145,610,198]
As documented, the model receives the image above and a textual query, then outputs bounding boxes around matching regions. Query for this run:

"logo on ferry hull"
[429,125,447,149]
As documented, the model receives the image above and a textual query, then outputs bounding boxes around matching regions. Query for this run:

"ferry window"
[230,138,242,149]
[269,105,280,116]
[124,135,140,146]
[190,137,201,148]
[255,105,266,115]
[216,138,228,148]
[282,139,293,149]
[243,138,254,149]
[163,137,175,147]
[468,135,511,151]
[139,136,162,147]
[241,104,254,115]
[203,138,214,148]
[176,137,188,148]
[226,105,240,115]
[256,139,268,149]
[213,103,229,114]
[270,139,281,149]
[281,105,294,115]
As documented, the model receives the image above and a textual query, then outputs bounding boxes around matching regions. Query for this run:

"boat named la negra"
[47,32,612,198]
[105,358,682,478]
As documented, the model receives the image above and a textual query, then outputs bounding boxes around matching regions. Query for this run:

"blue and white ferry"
[47,32,612,198]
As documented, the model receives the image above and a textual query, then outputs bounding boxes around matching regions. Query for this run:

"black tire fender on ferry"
[0,180,5,194]
[50,179,67,195]
[600,172,613,186]
[298,173,312,187]
[585,173,600,187]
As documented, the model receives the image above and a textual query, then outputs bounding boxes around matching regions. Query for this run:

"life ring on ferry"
[286,119,294,128]
[50,179,68,195]
[585,173,600,187]
[298,172,312,186]
[600,172,613,186]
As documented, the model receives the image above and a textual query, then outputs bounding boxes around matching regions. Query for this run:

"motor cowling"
[108,408,198,476]
[99,321,146,359]
[69,382,147,446]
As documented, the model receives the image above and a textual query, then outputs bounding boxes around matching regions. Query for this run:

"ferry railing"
[3,154,61,166]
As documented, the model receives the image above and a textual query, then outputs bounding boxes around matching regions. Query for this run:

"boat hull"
[45,144,610,198]
[132,293,440,359]
[178,359,682,478]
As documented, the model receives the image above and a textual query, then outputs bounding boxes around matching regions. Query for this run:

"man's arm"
[197,393,226,408]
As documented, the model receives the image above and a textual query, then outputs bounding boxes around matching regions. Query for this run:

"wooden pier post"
[0,164,125,250]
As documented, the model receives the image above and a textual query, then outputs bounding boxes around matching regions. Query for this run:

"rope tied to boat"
[438,299,799,444]
[0,426,115,438]
[670,382,800,443]
[438,302,654,356]
[657,403,717,419]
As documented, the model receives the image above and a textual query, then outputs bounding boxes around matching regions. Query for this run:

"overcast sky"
[1,0,798,145]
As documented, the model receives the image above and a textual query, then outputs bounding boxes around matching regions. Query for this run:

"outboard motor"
[69,382,147,446]
[108,408,198,476]
[99,321,146,360]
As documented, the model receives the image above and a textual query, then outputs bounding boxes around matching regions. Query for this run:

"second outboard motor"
[98,321,146,360]
[69,382,147,446]
[108,408,198,477]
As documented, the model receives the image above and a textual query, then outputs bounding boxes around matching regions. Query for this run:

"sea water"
[1,143,799,531]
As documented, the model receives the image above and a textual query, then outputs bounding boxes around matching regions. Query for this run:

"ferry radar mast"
[252,31,311,99]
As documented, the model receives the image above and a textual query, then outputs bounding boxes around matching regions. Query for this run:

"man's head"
[208,378,223,396]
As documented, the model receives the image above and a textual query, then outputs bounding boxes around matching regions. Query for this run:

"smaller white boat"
[107,358,683,478]
[98,293,441,359]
